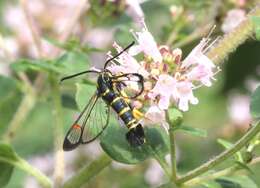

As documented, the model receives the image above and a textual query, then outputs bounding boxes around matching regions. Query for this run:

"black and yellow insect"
[61,42,146,151]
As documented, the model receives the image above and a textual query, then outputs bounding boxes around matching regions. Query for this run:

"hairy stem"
[50,75,64,188]
[177,121,260,184]
[183,166,237,187]
[166,110,182,182]
[206,5,260,64]
[169,130,178,182]
[62,154,112,188]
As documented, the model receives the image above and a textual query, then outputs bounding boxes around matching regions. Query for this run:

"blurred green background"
[0,0,260,187]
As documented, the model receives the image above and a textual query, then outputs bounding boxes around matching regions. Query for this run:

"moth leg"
[132,108,144,120]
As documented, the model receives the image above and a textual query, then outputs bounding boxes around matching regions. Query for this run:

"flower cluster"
[105,23,219,128]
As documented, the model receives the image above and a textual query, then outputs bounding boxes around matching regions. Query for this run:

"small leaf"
[0,143,51,188]
[0,142,19,161]
[11,59,64,74]
[216,178,241,188]
[250,85,260,119]
[251,16,260,40]
[235,161,254,175]
[174,125,207,138]
[0,76,22,136]
[57,51,91,76]
[158,182,178,188]
[202,181,222,188]
[75,83,97,111]
[100,125,169,164]
[0,143,18,186]
[0,162,13,187]
[217,139,243,162]
[216,176,257,188]
[45,37,102,53]
[217,138,233,149]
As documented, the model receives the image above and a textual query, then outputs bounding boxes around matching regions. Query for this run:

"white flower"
[182,38,216,87]
[185,61,214,87]
[175,80,198,111]
[130,27,162,62]
[148,74,177,109]
[106,21,219,114]
[108,42,149,78]
[142,105,168,131]
[148,74,198,111]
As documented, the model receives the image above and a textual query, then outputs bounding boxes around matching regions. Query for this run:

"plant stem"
[3,89,36,142]
[0,155,51,188]
[183,166,237,187]
[177,121,260,184]
[181,153,260,187]
[62,154,112,188]
[206,5,260,65]
[166,110,181,182]
[143,144,171,178]
[50,74,64,188]
[16,158,52,188]
[155,156,172,179]
[169,130,178,182]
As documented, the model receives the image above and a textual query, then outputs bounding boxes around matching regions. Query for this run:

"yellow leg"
[132,108,144,120]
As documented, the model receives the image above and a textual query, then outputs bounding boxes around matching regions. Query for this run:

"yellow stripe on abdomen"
[101,88,110,96]
[118,107,131,116]
[111,97,121,105]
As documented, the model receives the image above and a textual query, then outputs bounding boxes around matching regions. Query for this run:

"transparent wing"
[111,73,144,99]
[63,92,110,151]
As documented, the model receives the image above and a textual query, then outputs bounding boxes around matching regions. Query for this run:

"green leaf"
[75,83,97,111]
[45,37,102,53]
[100,126,169,164]
[234,161,254,174]
[216,178,241,188]
[202,181,222,188]
[56,51,92,77]
[217,138,233,149]
[217,139,243,162]
[250,85,260,119]
[251,16,260,40]
[158,182,178,188]
[0,76,22,136]
[0,142,19,161]
[0,143,51,188]
[0,143,18,187]
[174,125,207,138]
[216,176,257,188]
[0,162,13,187]
[11,59,64,74]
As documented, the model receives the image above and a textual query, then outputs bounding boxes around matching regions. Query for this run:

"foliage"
[0,1,260,188]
